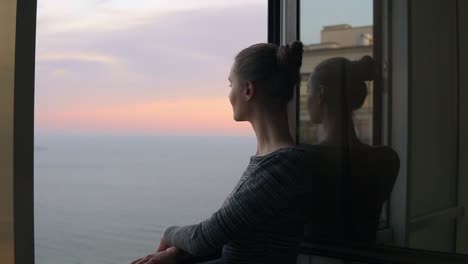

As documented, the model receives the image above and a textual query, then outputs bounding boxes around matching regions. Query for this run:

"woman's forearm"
[163,153,302,256]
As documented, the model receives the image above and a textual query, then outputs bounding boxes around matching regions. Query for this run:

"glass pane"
[299,0,393,249]
[34,1,266,263]
[299,0,374,145]
[299,0,467,258]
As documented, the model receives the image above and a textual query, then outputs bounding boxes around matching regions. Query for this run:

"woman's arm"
[161,153,302,256]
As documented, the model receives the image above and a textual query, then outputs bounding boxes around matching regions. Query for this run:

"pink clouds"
[35,1,266,136]
[35,97,252,136]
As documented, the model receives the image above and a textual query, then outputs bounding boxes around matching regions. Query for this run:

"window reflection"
[299,24,374,145]
[298,0,400,251]
[300,55,399,246]
[299,0,468,258]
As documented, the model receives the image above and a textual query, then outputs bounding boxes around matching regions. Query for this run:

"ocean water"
[34,135,256,264]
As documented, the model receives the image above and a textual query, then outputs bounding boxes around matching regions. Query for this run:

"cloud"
[36,97,252,136]
[35,1,266,135]
[37,0,265,34]
[37,51,120,64]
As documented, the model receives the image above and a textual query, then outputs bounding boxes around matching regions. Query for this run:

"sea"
[34,135,256,264]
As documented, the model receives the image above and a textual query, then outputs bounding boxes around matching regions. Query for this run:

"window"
[34,1,266,263]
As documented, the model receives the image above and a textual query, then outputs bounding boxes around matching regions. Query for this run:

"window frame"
[7,0,37,263]
[0,0,17,263]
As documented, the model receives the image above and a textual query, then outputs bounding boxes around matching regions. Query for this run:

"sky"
[35,0,372,136]
[300,0,373,44]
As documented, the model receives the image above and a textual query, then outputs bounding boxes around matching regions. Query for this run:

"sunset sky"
[35,0,371,136]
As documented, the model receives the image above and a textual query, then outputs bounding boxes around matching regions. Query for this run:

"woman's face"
[228,66,248,121]
[307,76,323,124]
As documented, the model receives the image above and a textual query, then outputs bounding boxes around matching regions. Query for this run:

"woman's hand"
[130,239,192,264]
[156,237,171,252]
[130,247,179,264]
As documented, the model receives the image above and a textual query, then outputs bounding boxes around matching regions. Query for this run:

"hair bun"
[351,55,377,82]
[276,41,303,70]
[276,41,303,90]
[346,56,375,110]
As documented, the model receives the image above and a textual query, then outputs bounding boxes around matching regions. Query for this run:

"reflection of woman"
[131,41,312,264]
[304,56,400,245]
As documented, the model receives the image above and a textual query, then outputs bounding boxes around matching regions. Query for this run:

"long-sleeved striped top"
[163,146,315,264]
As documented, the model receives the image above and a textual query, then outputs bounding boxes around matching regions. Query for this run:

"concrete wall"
[321,25,373,47]
[0,0,16,263]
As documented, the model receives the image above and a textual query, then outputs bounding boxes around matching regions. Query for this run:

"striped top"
[163,146,315,264]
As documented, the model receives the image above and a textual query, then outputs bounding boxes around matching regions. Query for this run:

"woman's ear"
[244,80,255,101]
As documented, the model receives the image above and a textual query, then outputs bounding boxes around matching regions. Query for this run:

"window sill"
[298,242,468,264]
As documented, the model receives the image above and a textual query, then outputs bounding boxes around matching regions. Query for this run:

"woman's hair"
[310,55,377,111]
[234,41,303,106]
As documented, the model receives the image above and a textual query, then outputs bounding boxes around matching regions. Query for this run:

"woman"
[131,41,314,264]
[303,56,400,245]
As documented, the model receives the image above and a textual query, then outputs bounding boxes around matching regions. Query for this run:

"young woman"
[303,56,400,245]
[131,41,315,264]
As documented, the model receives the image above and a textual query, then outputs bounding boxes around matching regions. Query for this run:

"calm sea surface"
[34,135,256,264]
